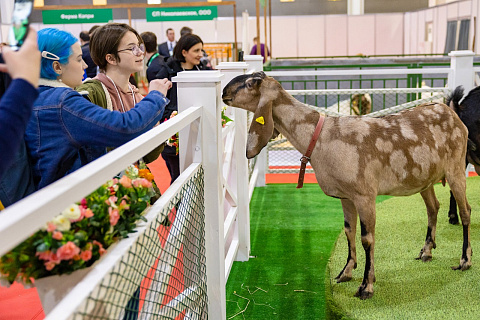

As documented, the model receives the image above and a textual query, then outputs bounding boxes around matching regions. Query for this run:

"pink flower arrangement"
[0,163,157,285]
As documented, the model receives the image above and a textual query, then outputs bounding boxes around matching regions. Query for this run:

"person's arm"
[0,28,40,178]
[61,88,170,147]
[0,80,38,177]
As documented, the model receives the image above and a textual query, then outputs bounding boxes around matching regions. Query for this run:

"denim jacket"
[25,79,168,189]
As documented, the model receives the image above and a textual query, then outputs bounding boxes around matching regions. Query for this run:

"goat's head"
[351,93,372,115]
[222,71,282,158]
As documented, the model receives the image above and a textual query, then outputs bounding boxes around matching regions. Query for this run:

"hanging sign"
[146,6,218,22]
[42,9,113,24]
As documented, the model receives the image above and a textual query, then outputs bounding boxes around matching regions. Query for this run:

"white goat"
[222,72,472,299]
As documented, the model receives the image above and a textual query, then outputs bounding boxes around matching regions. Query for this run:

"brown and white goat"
[222,72,472,299]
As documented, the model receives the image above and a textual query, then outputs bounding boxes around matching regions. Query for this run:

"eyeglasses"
[117,44,145,57]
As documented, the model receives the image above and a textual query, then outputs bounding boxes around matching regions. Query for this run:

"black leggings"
[161,151,180,185]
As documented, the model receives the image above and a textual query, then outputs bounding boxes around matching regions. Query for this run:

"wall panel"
[348,15,375,56]
[375,13,403,55]
[297,16,325,57]
[325,15,347,56]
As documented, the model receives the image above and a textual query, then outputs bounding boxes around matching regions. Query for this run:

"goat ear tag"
[255,116,265,125]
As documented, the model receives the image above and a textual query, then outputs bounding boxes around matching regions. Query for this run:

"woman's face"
[182,42,203,66]
[114,31,145,74]
[59,42,87,88]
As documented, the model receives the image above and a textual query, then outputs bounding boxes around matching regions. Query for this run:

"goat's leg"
[353,198,376,300]
[448,191,459,225]
[416,186,439,262]
[448,158,468,225]
[448,175,472,271]
[335,199,358,283]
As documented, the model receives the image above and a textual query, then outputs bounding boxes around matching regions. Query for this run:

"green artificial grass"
[225,183,389,319]
[327,176,480,320]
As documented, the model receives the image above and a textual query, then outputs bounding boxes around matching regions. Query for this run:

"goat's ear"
[246,99,274,159]
[245,74,264,90]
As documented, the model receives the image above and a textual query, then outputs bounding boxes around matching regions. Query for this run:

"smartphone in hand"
[8,0,34,51]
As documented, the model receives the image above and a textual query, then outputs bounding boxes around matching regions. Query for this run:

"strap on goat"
[297,115,325,189]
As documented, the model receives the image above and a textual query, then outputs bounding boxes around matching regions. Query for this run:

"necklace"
[105,74,136,113]
[182,65,200,71]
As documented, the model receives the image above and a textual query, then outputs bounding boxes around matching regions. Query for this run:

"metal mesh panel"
[266,87,449,174]
[71,167,207,320]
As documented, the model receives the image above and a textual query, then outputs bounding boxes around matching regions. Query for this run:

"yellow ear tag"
[255,116,265,125]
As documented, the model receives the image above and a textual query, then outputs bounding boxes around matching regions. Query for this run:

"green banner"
[42,9,113,24]
[146,6,217,22]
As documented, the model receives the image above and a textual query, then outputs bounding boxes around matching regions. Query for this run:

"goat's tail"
[446,86,464,112]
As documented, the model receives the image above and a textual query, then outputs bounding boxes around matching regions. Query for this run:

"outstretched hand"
[0,27,40,88]
[149,78,172,97]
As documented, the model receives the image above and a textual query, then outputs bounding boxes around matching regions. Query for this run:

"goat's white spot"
[399,120,418,141]
[339,118,370,143]
[451,127,463,141]
[375,119,392,128]
[418,114,425,121]
[410,145,431,176]
[375,138,393,153]
[389,150,408,179]
[428,124,446,148]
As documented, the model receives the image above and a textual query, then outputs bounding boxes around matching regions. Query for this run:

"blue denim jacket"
[25,83,168,189]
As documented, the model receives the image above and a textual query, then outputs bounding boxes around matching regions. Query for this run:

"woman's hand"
[0,27,40,88]
[149,78,172,96]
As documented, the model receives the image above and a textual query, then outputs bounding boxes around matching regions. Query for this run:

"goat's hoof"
[416,249,432,262]
[452,260,471,271]
[448,216,459,225]
[354,286,374,300]
[335,274,352,283]
[421,254,432,262]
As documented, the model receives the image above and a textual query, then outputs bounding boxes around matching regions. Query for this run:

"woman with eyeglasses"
[77,23,166,183]
[24,27,171,190]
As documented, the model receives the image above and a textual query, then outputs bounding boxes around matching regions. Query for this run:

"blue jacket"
[0,79,38,178]
[25,82,168,189]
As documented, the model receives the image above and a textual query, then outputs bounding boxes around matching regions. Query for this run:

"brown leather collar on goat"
[297,115,325,189]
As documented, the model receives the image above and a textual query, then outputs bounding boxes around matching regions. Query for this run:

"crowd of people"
[0,23,214,210]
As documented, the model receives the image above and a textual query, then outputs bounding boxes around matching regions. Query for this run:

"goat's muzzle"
[222,96,233,106]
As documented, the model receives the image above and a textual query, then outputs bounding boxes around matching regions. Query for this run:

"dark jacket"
[154,57,211,155]
[155,57,211,121]
[0,79,38,207]
[0,79,38,178]
[25,81,168,189]
[158,42,172,58]
[82,43,97,78]
[146,53,166,83]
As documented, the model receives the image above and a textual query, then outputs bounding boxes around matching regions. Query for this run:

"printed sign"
[42,9,113,24]
[146,6,218,22]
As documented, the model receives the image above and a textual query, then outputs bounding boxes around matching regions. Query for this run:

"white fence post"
[448,50,475,93]
[217,62,251,262]
[173,70,226,320]
[243,54,264,73]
